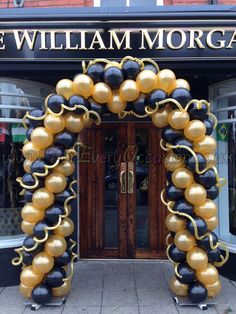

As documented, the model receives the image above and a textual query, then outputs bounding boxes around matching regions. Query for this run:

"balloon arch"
[12,56,229,305]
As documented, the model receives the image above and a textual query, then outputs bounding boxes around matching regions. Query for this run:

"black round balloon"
[104,66,124,89]
[26,127,33,141]
[46,266,66,288]
[168,244,186,263]
[188,282,207,304]
[177,263,195,284]
[125,102,133,111]
[173,199,194,216]
[22,174,36,187]
[24,190,33,203]
[55,250,72,266]
[87,63,104,83]
[47,94,66,114]
[166,171,173,184]
[68,95,91,114]
[147,89,167,109]
[173,138,193,157]
[28,109,45,128]
[207,247,221,263]
[206,185,219,200]
[203,119,214,136]
[33,220,51,240]
[188,102,208,121]
[89,98,105,119]
[45,146,64,165]
[22,250,34,266]
[195,169,217,189]
[187,216,208,237]
[161,127,183,144]
[169,88,191,108]
[31,159,46,174]
[55,190,72,205]
[166,184,184,201]
[132,93,147,115]
[144,63,158,74]
[122,60,141,80]
[186,153,206,172]
[32,283,52,305]
[45,205,64,225]
[23,236,37,249]
[54,131,76,149]
[197,231,218,250]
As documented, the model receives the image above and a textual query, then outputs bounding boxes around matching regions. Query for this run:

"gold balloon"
[32,188,54,210]
[164,152,184,172]
[45,172,67,194]
[194,199,217,219]
[205,153,216,167]
[107,90,126,114]
[156,69,176,93]
[205,215,218,230]
[119,79,140,102]
[21,203,44,224]
[168,110,190,130]
[52,280,71,297]
[64,112,84,133]
[184,120,206,141]
[172,167,193,189]
[23,159,33,173]
[19,282,33,298]
[56,79,75,100]
[83,113,93,128]
[185,183,207,205]
[22,141,44,161]
[45,235,67,257]
[174,230,196,251]
[21,220,34,235]
[165,213,186,232]
[73,74,94,99]
[31,127,53,150]
[105,61,120,69]
[55,217,74,237]
[152,105,171,128]
[197,264,219,285]
[170,78,190,92]
[187,247,208,270]
[44,113,65,134]
[32,251,54,275]
[55,160,75,177]
[169,277,188,297]
[136,70,157,93]
[194,136,217,155]
[92,82,112,104]
[20,265,43,287]
[206,279,222,298]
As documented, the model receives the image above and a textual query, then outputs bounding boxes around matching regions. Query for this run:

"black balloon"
[33,220,51,240]
[188,282,207,304]
[32,283,52,305]
[206,185,219,200]
[132,93,147,115]
[26,127,33,141]
[173,199,194,216]
[22,174,36,187]
[166,184,184,201]
[104,66,123,89]
[55,190,72,205]
[122,60,141,80]
[68,95,91,114]
[23,236,37,249]
[47,94,66,114]
[168,244,186,263]
[177,263,195,284]
[147,89,167,109]
[161,127,183,144]
[24,190,33,203]
[198,231,218,250]
[188,102,208,121]
[203,119,214,136]
[54,131,76,149]
[169,88,191,107]
[87,63,104,83]
[195,169,217,189]
[173,138,193,157]
[28,109,45,128]
[55,250,72,266]
[22,250,34,266]
[45,205,64,225]
[31,159,46,174]
[207,247,221,263]
[187,216,208,237]
[46,267,66,288]
[45,146,65,165]
[166,171,173,184]
[144,63,158,74]
[186,153,206,172]
[89,98,106,119]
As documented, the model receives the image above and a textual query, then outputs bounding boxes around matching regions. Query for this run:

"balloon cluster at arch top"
[13,56,228,305]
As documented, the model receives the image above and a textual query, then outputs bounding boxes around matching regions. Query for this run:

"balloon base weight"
[173,296,217,311]
[25,297,67,311]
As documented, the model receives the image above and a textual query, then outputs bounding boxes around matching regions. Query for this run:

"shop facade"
[0,5,236,286]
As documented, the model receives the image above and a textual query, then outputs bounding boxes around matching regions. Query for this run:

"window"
[94,0,163,7]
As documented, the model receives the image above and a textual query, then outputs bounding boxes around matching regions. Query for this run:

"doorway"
[79,122,167,259]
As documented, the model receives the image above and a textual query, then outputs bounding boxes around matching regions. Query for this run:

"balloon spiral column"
[12,56,228,305]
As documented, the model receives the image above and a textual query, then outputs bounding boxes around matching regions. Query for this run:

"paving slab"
[104,272,135,290]
[23,305,64,313]
[134,271,168,289]
[0,286,26,309]
[62,306,101,314]
[104,262,133,274]
[101,306,139,314]
[73,271,104,289]
[139,305,178,314]
[137,287,173,306]
[66,288,103,307]
[0,307,25,314]
[102,288,138,307]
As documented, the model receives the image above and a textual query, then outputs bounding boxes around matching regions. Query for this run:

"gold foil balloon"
[19,282,33,298]
[22,141,44,161]
[31,127,53,150]
[136,70,157,93]
[194,199,217,219]
[23,159,32,173]
[165,213,186,232]
[55,217,74,237]
[184,120,206,141]
[92,82,112,104]
[156,69,176,93]
[169,277,188,297]
[197,264,219,285]
[52,280,71,297]
[32,188,54,210]
[64,112,84,133]
[55,160,75,177]
[119,79,140,102]
[172,167,193,189]
[32,251,54,275]
[107,90,126,114]
[205,216,218,230]
[168,110,190,130]
[45,172,67,194]
[205,153,216,167]
[187,247,208,270]
[171,78,190,92]
[21,203,44,224]
[174,230,196,251]
[164,152,184,172]
[194,136,217,155]
[185,183,207,205]
[45,235,67,257]
[20,265,43,287]
[73,74,94,99]
[151,105,171,128]
[44,113,65,134]
[21,220,34,235]
[206,280,222,298]
[56,79,75,100]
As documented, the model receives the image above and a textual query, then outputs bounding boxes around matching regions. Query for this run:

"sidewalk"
[0,260,235,314]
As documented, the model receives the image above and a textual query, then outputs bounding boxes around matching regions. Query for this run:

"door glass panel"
[135,129,149,249]
[104,129,119,248]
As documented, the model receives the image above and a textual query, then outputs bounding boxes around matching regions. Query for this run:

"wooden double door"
[79,122,167,259]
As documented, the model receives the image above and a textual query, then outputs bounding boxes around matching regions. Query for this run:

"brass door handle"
[128,162,134,194]
[120,162,127,194]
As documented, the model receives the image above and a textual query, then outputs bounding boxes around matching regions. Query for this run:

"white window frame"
[94,0,163,7]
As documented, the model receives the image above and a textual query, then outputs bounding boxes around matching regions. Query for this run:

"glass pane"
[228,123,236,235]
[136,129,149,249]
[104,129,119,248]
